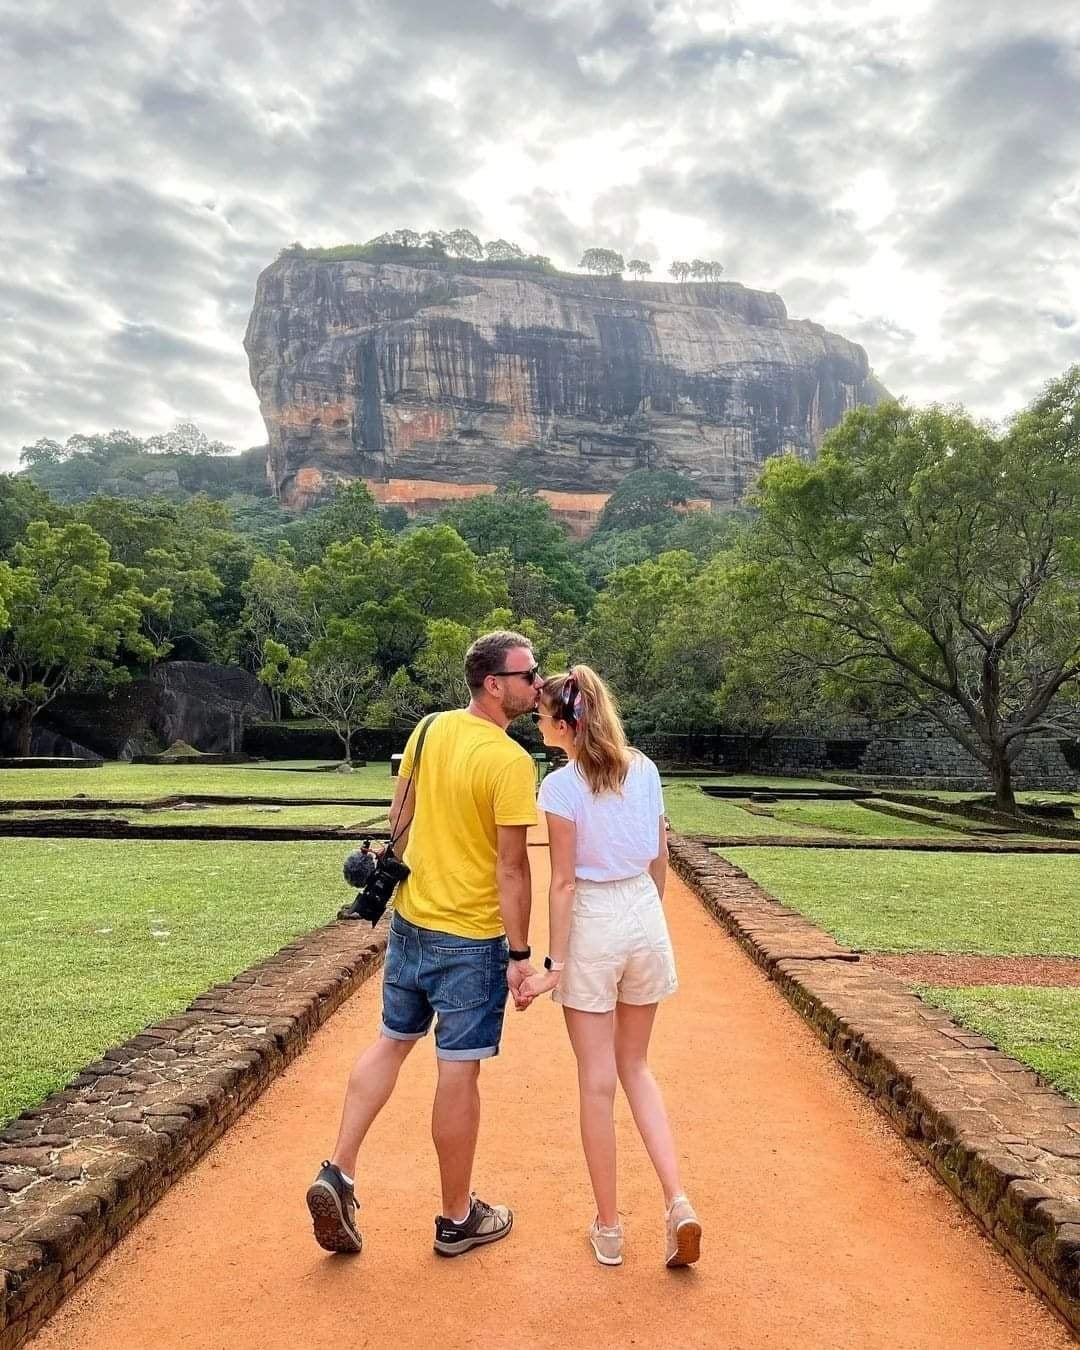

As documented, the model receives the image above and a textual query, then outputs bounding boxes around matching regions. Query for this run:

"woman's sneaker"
[306,1161,363,1253]
[433,1195,513,1256]
[665,1195,701,1267]
[589,1218,624,1267]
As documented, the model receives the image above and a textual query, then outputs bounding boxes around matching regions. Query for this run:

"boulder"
[35,662,273,760]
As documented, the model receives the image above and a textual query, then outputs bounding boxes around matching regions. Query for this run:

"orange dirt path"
[30,841,1072,1350]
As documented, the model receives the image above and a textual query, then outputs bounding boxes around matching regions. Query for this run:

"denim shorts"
[380,911,510,1061]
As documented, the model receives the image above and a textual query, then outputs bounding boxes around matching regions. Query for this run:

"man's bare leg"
[330,1033,417,1178]
[431,1059,481,1219]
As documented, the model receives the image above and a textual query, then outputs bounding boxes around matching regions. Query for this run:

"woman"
[521,666,701,1269]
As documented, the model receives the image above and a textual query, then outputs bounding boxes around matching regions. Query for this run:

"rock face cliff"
[245,258,884,520]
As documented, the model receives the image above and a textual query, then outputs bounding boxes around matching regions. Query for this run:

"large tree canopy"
[720,371,1080,810]
[0,521,167,753]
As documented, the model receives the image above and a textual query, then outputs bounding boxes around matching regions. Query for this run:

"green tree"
[0,521,167,754]
[668,261,691,282]
[627,259,652,278]
[18,439,66,470]
[579,248,625,276]
[239,549,307,717]
[720,377,1080,812]
[581,551,701,712]
[595,468,696,534]
[441,485,592,612]
[285,479,381,564]
[145,422,232,456]
[484,239,526,262]
[0,476,69,557]
[445,229,484,260]
[78,495,254,660]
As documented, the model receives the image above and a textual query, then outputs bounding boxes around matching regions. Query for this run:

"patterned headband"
[560,675,585,726]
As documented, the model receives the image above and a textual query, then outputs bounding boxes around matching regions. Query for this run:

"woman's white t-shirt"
[537,753,665,881]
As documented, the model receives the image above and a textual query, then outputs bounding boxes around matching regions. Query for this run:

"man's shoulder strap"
[411,711,440,779]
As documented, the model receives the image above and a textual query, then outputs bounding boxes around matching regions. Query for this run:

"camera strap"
[388,712,439,852]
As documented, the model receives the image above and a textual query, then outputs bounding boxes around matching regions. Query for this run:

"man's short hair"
[465,630,534,693]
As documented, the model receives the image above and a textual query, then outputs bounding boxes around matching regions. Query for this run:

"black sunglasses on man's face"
[492,665,541,682]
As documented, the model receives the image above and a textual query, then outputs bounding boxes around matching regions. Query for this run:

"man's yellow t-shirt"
[393,710,538,940]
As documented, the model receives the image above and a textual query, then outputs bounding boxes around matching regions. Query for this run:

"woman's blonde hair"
[540,664,633,795]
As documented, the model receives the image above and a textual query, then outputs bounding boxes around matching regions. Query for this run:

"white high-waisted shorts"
[553,872,678,1014]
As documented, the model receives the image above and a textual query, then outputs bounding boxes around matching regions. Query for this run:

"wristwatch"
[507,946,531,962]
[544,956,565,972]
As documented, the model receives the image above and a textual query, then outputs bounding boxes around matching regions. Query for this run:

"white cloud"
[0,0,1078,469]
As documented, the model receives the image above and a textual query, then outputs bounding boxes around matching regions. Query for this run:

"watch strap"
[544,956,565,972]
[507,946,531,962]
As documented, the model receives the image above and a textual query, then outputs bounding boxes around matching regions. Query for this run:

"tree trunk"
[338,724,352,766]
[990,741,1018,814]
[13,703,35,757]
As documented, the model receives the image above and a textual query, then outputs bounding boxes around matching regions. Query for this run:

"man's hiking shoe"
[589,1218,624,1266]
[433,1195,512,1256]
[306,1161,362,1253]
[665,1195,701,1268]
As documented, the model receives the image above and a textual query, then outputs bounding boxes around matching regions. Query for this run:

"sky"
[1,0,1079,469]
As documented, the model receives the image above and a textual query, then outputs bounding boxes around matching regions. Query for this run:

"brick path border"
[668,835,1080,1334]
[0,921,387,1350]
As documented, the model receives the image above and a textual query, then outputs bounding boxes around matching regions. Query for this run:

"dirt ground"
[865,953,1080,986]
[29,839,1075,1350]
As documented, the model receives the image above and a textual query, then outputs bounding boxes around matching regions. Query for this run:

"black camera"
[351,845,411,925]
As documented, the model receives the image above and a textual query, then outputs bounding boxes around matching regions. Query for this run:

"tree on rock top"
[484,239,526,262]
[580,248,625,276]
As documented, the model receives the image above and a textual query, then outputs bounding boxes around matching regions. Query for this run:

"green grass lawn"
[769,800,964,838]
[0,839,356,1123]
[663,789,980,840]
[916,986,1080,1102]
[723,848,1080,955]
[0,761,397,801]
[663,785,838,837]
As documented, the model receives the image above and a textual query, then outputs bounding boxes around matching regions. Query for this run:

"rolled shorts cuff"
[435,1043,500,1061]
[380,1021,429,1042]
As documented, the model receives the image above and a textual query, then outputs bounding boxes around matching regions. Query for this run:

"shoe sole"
[433,1213,513,1257]
[666,1218,701,1268]
[306,1180,363,1254]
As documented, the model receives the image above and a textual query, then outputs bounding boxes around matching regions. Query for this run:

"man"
[306,631,543,1258]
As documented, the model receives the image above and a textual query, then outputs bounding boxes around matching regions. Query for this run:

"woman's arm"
[520,811,576,999]
[648,812,668,900]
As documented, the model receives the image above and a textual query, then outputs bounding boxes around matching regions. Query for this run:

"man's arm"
[496,824,532,950]
[497,824,534,1008]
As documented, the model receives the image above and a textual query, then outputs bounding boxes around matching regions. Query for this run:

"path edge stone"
[0,921,387,1350]
[668,834,1080,1336]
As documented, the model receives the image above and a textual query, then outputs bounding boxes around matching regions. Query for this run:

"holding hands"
[506,961,560,1010]
[520,970,560,1002]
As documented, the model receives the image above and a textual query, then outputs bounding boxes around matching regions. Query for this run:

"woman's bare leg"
[564,1007,619,1228]
[614,1002,684,1206]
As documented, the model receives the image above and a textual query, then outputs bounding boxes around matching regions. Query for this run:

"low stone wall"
[0,921,387,1350]
[668,836,1080,1334]
[635,729,1080,790]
